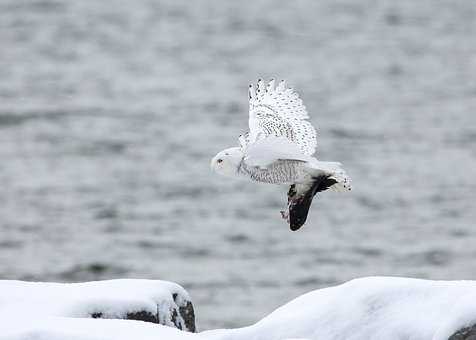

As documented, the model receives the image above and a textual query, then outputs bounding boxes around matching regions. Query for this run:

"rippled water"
[1,0,476,330]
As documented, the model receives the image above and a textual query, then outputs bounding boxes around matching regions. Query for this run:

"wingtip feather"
[276,79,286,92]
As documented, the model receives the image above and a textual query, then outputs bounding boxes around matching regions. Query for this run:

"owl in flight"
[211,79,351,231]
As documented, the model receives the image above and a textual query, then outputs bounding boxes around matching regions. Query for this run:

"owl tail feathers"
[308,160,352,192]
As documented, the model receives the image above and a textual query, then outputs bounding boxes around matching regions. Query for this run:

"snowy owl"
[211,79,351,231]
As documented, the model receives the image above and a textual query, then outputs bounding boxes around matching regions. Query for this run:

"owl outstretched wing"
[247,79,317,156]
[244,135,312,168]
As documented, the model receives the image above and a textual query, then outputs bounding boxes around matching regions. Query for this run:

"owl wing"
[244,135,312,168]
[247,79,317,156]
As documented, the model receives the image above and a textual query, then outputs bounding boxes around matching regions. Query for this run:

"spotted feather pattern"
[248,79,317,156]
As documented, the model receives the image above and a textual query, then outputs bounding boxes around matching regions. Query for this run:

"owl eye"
[217,159,223,164]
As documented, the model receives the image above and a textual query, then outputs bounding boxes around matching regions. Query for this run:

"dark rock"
[178,302,196,332]
[449,324,476,340]
[175,296,196,332]
[88,290,196,332]
[126,311,158,324]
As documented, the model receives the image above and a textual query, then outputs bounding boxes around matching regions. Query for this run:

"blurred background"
[1,0,476,330]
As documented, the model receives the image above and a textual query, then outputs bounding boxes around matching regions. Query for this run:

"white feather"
[312,161,353,191]
[244,136,312,168]
[247,78,317,156]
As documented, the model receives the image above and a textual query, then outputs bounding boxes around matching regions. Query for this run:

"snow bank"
[0,279,195,332]
[3,277,476,340]
[203,277,476,340]
[1,316,199,340]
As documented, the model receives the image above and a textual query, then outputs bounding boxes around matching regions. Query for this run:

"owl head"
[210,147,244,178]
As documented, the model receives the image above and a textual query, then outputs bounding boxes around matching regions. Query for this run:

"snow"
[203,277,476,340]
[0,279,190,323]
[1,317,199,340]
[3,277,476,340]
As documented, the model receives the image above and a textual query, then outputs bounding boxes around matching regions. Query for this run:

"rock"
[449,324,476,340]
[89,291,196,332]
[0,279,196,332]
[173,293,196,332]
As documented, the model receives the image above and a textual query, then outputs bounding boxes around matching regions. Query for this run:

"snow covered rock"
[0,279,196,332]
[448,325,476,340]
[202,277,476,340]
[3,277,476,340]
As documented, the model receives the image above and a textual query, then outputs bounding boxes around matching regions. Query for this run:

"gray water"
[1,0,476,330]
